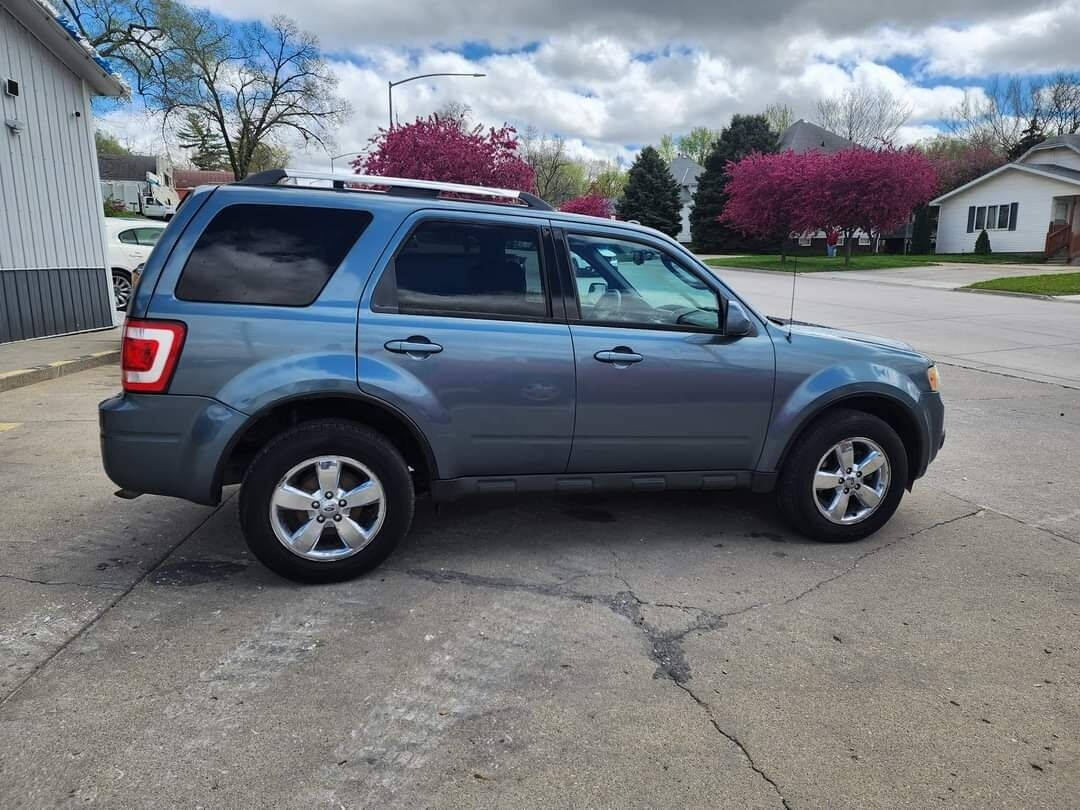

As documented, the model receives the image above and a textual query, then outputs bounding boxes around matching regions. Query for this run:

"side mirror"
[725,301,753,337]
[588,281,608,295]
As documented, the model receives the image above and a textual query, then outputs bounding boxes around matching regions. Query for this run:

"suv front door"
[559,229,775,473]
[358,211,574,479]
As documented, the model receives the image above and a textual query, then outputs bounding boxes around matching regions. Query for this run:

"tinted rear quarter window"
[373,221,548,319]
[176,203,372,305]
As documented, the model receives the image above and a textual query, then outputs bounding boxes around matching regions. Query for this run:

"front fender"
[757,360,925,474]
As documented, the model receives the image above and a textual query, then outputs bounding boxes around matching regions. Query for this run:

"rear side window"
[134,227,164,246]
[373,221,547,319]
[176,204,371,306]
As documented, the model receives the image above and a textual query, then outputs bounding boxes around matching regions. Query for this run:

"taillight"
[121,319,186,393]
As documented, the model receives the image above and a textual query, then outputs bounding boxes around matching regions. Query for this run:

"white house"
[670,155,703,243]
[1,0,127,343]
[931,135,1080,263]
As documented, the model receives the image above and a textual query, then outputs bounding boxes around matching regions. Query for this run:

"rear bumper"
[99,393,247,505]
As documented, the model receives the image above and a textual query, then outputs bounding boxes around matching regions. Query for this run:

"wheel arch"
[773,392,926,489]
[215,393,439,499]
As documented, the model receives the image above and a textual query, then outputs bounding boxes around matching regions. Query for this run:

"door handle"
[594,348,643,365]
[384,338,443,356]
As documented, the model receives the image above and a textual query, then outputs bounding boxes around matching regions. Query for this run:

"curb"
[957,287,1079,303]
[0,350,120,394]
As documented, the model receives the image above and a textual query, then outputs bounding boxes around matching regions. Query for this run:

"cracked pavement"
[1,363,1077,808]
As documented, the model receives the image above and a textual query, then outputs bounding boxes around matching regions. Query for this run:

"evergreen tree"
[177,113,228,170]
[974,229,991,254]
[911,204,932,254]
[1007,116,1045,161]
[690,114,779,252]
[616,146,682,237]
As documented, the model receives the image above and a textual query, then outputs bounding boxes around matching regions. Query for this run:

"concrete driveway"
[1,283,1078,807]
[712,266,1080,387]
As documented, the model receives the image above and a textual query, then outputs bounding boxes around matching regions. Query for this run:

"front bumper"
[99,393,247,505]
[916,391,945,478]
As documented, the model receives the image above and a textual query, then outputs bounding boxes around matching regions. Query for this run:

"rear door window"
[373,220,548,319]
[133,227,164,246]
[176,203,371,306]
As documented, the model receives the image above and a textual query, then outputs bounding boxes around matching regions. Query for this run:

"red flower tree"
[722,147,938,264]
[721,150,823,260]
[558,194,612,218]
[354,114,535,192]
[928,143,1004,195]
[808,148,938,263]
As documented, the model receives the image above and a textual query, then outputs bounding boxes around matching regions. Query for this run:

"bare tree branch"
[815,85,912,148]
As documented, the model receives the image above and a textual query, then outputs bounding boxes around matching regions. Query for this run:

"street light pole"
[330,151,364,172]
[387,72,486,129]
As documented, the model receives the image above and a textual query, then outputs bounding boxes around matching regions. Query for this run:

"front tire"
[239,420,414,582]
[776,409,908,542]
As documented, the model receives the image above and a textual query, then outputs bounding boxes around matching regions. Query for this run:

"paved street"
[714,266,1080,387]
[1,281,1078,808]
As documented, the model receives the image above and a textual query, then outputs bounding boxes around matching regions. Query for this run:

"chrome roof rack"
[237,168,553,211]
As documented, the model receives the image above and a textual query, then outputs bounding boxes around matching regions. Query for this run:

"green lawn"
[966,272,1080,296]
[704,253,1047,273]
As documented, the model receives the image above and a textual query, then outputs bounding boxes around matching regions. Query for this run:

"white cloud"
[102,1,1080,169]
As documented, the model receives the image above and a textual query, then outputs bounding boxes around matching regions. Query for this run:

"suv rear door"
[556,226,775,474]
[357,210,574,479]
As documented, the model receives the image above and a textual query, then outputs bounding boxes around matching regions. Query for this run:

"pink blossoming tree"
[721,150,822,261]
[558,194,613,218]
[354,114,536,192]
[722,147,938,265]
[808,148,938,264]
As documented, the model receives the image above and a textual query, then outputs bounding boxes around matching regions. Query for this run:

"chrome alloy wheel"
[812,437,891,525]
[268,456,386,561]
[112,271,132,310]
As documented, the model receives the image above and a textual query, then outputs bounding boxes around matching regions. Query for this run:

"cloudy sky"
[96,0,1080,167]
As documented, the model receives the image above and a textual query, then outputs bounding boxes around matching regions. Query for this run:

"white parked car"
[105,218,166,310]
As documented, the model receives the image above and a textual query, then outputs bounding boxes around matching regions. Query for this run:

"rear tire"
[776,408,908,542]
[112,269,132,311]
[239,420,414,582]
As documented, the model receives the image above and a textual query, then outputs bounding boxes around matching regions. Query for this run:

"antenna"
[786,258,797,342]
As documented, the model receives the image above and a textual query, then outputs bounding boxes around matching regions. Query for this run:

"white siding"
[934,168,1080,254]
[0,6,109,273]
[1021,146,1080,172]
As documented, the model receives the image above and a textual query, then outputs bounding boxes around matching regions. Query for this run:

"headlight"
[926,364,941,392]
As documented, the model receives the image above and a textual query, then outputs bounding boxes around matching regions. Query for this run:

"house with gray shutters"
[0,0,126,344]
[931,134,1080,263]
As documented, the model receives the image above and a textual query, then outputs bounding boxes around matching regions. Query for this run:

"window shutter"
[966,206,976,233]
[1008,202,1018,231]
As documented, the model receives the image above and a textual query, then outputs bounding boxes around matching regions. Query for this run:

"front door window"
[568,234,720,331]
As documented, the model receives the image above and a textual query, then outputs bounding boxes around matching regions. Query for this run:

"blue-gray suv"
[99,170,945,582]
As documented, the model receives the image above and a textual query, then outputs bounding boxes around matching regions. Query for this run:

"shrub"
[103,198,127,217]
[974,229,991,254]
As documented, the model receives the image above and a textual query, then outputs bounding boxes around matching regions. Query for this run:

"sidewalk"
[0,327,121,393]
[805,262,1066,290]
